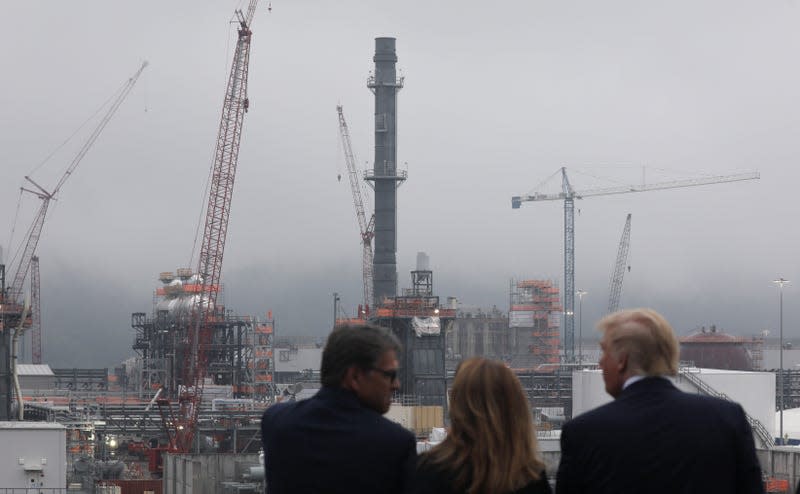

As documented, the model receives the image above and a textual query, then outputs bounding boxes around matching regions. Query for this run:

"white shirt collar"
[622,375,646,390]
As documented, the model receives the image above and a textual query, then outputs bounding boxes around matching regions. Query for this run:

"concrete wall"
[163,453,261,494]
[0,421,66,489]
[765,447,800,492]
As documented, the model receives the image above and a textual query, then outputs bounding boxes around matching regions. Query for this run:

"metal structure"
[576,289,587,362]
[30,256,41,364]
[774,277,790,445]
[156,0,259,454]
[4,62,148,311]
[0,62,146,420]
[373,268,455,410]
[607,213,631,314]
[365,38,407,306]
[509,279,561,370]
[132,293,274,403]
[512,167,760,361]
[336,105,375,309]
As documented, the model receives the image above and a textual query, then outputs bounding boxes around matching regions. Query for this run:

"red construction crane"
[3,62,148,312]
[336,105,374,311]
[157,0,261,453]
[30,256,41,364]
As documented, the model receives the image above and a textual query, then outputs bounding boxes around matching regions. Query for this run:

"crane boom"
[512,167,759,362]
[336,105,375,309]
[608,214,631,314]
[164,0,259,453]
[512,171,760,204]
[4,62,148,309]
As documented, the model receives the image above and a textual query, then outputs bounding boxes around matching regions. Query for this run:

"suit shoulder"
[374,412,417,441]
[261,401,297,426]
[674,391,746,415]
[564,399,621,431]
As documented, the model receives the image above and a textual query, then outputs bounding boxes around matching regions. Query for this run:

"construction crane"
[336,105,375,311]
[607,214,631,314]
[3,62,148,311]
[512,167,760,362]
[156,0,260,454]
[30,256,41,364]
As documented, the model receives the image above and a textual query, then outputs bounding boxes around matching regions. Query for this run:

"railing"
[679,368,774,449]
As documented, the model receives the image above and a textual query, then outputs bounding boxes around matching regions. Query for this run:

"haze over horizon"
[1,1,798,368]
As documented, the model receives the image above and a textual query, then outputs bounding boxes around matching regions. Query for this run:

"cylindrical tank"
[679,326,754,371]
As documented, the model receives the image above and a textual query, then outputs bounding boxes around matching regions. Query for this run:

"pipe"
[12,299,30,420]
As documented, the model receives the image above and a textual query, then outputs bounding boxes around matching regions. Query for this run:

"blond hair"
[598,308,679,376]
[419,357,544,493]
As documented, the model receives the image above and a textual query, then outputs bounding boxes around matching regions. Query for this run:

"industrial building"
[130,269,275,402]
[509,279,561,370]
[447,305,509,366]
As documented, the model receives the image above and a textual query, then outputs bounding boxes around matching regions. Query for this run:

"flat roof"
[0,421,65,430]
[16,364,55,376]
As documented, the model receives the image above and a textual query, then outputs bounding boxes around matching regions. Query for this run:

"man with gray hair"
[556,308,764,494]
[261,324,416,494]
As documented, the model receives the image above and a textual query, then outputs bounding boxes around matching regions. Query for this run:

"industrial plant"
[0,2,797,493]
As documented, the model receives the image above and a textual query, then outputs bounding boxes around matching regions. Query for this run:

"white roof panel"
[15,364,54,376]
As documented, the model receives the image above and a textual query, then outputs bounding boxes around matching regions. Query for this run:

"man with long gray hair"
[261,324,416,494]
[557,308,763,494]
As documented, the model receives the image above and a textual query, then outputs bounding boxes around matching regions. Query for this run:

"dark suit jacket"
[556,377,764,494]
[261,386,417,494]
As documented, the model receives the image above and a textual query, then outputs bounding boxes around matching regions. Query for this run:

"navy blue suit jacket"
[556,377,764,494]
[261,386,417,494]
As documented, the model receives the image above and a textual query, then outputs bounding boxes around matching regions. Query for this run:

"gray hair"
[320,323,402,387]
[597,308,679,377]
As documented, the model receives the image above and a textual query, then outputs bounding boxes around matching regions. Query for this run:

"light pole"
[576,290,588,364]
[773,278,790,445]
[333,292,340,328]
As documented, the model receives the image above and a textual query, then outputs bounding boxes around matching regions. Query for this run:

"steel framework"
[607,214,631,314]
[513,167,759,362]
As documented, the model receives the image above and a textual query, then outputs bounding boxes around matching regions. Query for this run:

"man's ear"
[618,352,629,375]
[341,365,362,392]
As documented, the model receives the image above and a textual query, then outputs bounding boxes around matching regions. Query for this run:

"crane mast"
[512,167,759,362]
[30,256,41,364]
[336,105,375,310]
[3,62,148,310]
[608,214,631,314]
[160,0,259,453]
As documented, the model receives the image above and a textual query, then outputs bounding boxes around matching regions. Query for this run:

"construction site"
[0,2,796,493]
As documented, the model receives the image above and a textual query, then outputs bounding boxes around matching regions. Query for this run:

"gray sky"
[1,1,798,367]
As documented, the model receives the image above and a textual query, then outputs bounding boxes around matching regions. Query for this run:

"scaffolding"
[509,279,561,369]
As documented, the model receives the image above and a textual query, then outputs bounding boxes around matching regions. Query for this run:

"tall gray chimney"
[367,37,406,305]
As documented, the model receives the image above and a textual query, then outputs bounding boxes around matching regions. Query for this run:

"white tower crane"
[512,167,760,362]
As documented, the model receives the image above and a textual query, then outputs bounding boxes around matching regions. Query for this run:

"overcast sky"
[1,1,798,367]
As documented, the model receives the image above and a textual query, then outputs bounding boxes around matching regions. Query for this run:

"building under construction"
[371,262,455,410]
[509,279,561,370]
[447,305,509,367]
[130,269,275,403]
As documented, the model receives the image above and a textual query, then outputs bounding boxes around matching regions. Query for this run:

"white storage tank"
[571,368,775,438]
[0,421,66,490]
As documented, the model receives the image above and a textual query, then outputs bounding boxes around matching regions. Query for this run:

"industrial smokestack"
[367,37,406,306]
